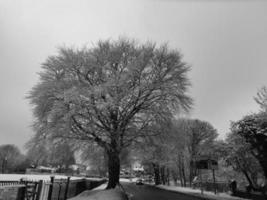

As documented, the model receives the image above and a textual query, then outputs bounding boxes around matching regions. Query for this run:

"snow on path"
[69,182,127,200]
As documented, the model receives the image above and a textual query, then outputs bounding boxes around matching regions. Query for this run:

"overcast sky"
[1,0,267,151]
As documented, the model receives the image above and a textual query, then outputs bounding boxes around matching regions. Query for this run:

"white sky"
[1,0,267,151]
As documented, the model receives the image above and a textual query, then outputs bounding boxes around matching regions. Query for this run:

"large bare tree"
[28,38,192,188]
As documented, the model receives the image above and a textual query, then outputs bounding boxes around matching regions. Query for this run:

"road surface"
[122,183,202,200]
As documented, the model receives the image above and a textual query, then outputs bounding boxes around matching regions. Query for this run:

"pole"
[63,177,70,200]
[212,169,216,194]
[200,169,203,195]
[58,182,62,200]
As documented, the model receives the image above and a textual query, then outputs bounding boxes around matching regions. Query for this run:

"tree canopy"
[28,38,192,188]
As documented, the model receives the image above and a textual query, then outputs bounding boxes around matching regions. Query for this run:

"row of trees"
[26,140,76,172]
[135,87,267,192]
[135,118,218,186]
[0,142,76,174]
[133,93,267,192]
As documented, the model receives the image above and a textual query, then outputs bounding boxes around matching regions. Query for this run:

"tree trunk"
[179,166,184,186]
[189,160,193,187]
[161,166,166,185]
[178,160,184,186]
[166,167,170,186]
[153,163,161,185]
[259,158,267,182]
[106,150,120,189]
[171,169,178,186]
[178,155,185,187]
[182,162,187,187]
[235,158,256,189]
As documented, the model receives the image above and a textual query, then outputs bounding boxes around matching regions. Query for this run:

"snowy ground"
[156,185,250,200]
[0,174,102,182]
[120,178,136,183]
[119,178,249,200]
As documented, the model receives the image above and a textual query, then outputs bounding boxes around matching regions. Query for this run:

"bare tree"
[254,86,267,112]
[28,38,192,188]
[167,119,218,186]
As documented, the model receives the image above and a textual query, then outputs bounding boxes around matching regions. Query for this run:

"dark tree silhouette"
[233,113,267,180]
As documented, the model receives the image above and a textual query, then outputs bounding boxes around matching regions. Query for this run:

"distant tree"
[0,144,24,173]
[14,156,32,173]
[49,142,76,172]
[233,113,267,181]
[28,38,192,188]
[134,118,175,185]
[179,119,218,186]
[137,118,218,186]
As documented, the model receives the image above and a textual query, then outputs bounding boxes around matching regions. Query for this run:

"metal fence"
[0,177,106,200]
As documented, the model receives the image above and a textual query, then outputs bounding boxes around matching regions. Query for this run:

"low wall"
[50,178,107,200]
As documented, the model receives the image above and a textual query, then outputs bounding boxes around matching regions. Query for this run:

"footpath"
[68,183,127,200]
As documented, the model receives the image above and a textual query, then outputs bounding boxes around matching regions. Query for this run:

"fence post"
[212,169,216,194]
[17,186,26,200]
[36,180,43,200]
[63,177,70,200]
[48,176,54,200]
[58,182,62,200]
